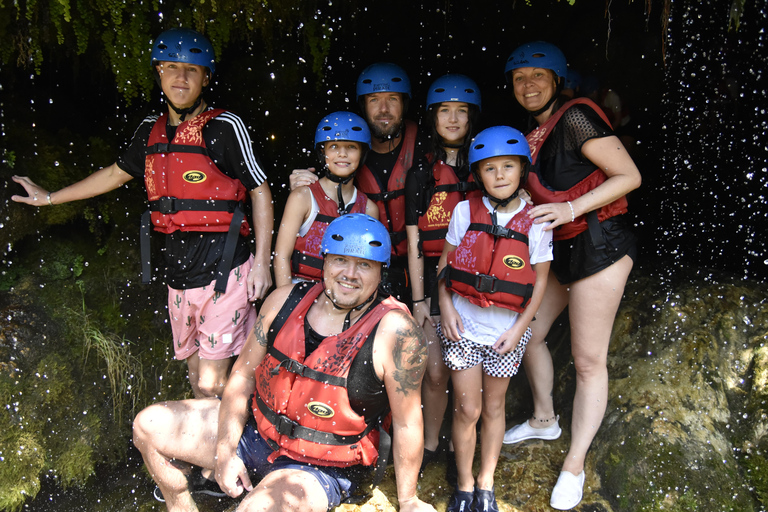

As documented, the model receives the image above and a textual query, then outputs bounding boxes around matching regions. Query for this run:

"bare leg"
[186,351,203,398]
[197,356,236,397]
[450,363,483,492]
[236,468,329,512]
[475,373,511,490]
[185,352,235,398]
[421,320,450,451]
[561,255,633,474]
[132,398,221,512]
[522,271,569,427]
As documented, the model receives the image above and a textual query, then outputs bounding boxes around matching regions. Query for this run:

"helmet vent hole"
[362,79,373,85]
[322,126,332,131]
[369,241,383,247]
[531,52,546,58]
[189,47,202,54]
[506,139,520,145]
[352,126,362,132]
[391,78,402,83]
[474,143,485,150]
[435,87,446,93]
[332,234,344,242]
[157,44,168,50]
[465,88,475,93]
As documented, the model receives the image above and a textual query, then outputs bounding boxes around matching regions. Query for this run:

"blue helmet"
[565,69,582,91]
[356,63,411,100]
[321,214,391,267]
[469,126,531,196]
[314,112,372,148]
[426,74,482,111]
[469,126,531,166]
[151,28,216,75]
[504,41,567,82]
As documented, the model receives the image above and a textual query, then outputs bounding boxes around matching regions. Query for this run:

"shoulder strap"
[267,282,314,347]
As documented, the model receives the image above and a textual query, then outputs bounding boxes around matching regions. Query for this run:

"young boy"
[437,126,553,512]
[274,112,378,287]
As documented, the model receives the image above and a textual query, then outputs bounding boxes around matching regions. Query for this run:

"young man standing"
[12,28,274,398]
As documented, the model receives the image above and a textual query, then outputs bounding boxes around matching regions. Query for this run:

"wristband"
[412,298,426,304]
[47,192,53,206]
[566,201,575,222]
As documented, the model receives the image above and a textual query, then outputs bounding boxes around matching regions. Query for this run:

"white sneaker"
[502,417,562,444]
[549,470,585,510]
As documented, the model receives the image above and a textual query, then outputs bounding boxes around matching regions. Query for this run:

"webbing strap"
[291,249,324,274]
[256,396,376,445]
[366,188,405,202]
[149,197,239,214]
[586,210,607,250]
[266,346,348,388]
[140,210,153,285]
[213,203,245,293]
[467,222,529,244]
[145,143,215,159]
[443,266,533,308]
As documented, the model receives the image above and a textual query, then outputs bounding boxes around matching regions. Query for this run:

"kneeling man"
[133,213,435,512]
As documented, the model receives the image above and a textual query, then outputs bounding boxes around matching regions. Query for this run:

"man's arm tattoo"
[391,320,428,396]
[252,313,268,347]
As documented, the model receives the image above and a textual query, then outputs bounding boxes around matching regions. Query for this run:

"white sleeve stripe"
[129,115,158,141]
[217,111,267,184]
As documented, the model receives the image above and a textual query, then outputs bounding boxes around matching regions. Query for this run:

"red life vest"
[144,109,250,236]
[417,157,481,257]
[253,283,409,468]
[444,198,536,313]
[291,181,368,281]
[355,120,418,257]
[525,98,628,241]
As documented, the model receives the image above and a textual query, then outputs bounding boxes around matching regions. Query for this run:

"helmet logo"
[335,129,350,139]
[307,402,335,418]
[183,171,207,183]
[503,255,525,270]
[373,83,391,92]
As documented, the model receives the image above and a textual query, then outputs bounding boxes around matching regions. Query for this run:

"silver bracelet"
[566,201,575,222]
[47,192,53,206]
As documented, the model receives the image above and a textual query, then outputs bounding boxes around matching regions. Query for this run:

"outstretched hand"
[11,175,50,206]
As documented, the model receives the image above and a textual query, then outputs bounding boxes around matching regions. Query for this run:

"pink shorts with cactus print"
[168,255,256,361]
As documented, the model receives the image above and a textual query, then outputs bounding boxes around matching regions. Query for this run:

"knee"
[196,379,225,398]
[133,405,164,452]
[424,362,449,390]
[572,353,607,378]
[453,400,482,424]
[196,372,227,398]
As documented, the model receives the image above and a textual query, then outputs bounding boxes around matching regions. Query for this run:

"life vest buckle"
[475,274,497,294]
[275,414,300,438]
[487,224,513,239]
[151,196,178,214]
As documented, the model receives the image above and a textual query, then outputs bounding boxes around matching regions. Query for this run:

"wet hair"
[427,103,480,170]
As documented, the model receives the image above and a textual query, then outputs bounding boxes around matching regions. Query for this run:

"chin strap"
[374,121,404,145]
[485,190,520,227]
[168,95,203,122]
[323,287,377,331]
[323,169,356,215]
